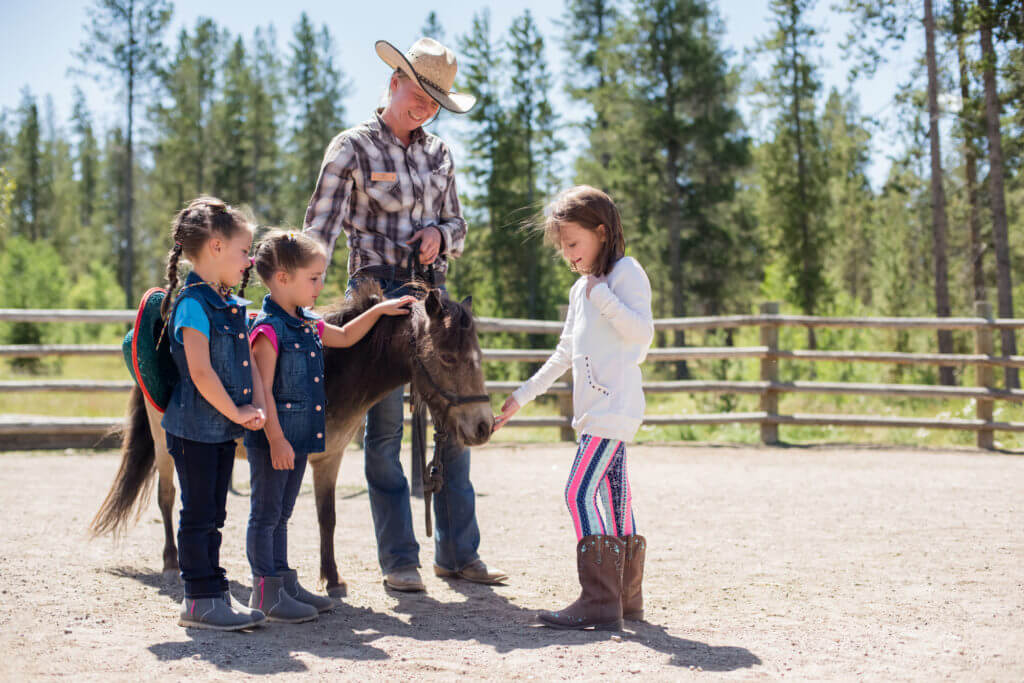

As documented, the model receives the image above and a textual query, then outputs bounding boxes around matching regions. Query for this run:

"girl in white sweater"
[495,185,654,631]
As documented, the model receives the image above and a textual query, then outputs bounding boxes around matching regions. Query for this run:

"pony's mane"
[319,279,425,362]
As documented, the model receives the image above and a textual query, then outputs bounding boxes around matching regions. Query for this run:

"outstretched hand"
[374,295,418,316]
[493,396,520,431]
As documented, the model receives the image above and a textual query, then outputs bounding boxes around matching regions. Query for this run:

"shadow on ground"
[106,567,759,675]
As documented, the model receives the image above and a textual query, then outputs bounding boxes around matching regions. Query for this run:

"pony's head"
[412,288,493,446]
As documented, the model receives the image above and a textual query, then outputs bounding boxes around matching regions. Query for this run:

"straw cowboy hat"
[375,37,476,114]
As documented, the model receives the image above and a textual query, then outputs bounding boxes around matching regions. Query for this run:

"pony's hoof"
[326,582,347,599]
[162,569,181,583]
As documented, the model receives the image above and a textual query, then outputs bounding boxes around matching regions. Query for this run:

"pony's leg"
[310,417,361,598]
[144,402,179,581]
[311,450,345,597]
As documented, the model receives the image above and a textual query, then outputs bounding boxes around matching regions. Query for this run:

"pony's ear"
[425,288,445,318]
[460,295,473,313]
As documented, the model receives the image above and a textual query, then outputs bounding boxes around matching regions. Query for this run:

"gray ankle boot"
[281,569,335,613]
[223,589,267,625]
[179,596,263,631]
[249,575,318,623]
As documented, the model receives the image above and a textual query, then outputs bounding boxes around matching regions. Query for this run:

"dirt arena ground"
[1,443,1022,681]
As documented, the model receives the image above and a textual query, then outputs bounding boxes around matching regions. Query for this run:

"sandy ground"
[0,442,1022,681]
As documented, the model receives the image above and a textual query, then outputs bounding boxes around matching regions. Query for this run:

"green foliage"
[0,237,68,372]
[752,0,830,318]
[66,261,126,343]
[285,13,350,226]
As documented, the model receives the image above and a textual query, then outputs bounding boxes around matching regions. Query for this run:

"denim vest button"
[294,343,300,348]
[231,307,237,314]
[315,405,322,411]
[285,402,292,409]
[310,351,315,357]
[314,376,319,383]
[238,332,244,339]
[243,360,248,367]
[317,432,323,438]
[243,388,249,394]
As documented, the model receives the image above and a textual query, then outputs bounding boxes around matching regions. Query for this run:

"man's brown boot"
[538,535,624,631]
[622,535,646,621]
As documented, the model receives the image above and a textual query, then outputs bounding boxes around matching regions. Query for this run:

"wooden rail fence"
[2,301,1023,450]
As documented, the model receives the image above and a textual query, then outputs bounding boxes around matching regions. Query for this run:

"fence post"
[760,301,780,445]
[557,305,574,442]
[975,301,995,450]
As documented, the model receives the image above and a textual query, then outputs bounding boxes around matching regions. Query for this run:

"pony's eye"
[440,353,457,366]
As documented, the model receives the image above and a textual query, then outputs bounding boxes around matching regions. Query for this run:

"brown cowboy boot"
[622,535,646,621]
[538,535,624,631]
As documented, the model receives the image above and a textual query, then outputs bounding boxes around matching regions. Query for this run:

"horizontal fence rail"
[2,301,1023,450]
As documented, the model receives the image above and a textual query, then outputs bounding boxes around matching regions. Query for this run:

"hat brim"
[123,287,178,413]
[375,40,476,114]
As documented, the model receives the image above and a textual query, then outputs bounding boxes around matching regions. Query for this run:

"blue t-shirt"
[172,298,210,343]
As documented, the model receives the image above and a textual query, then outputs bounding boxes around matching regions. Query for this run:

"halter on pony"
[406,244,490,537]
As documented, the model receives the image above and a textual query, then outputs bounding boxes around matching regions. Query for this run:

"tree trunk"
[662,47,689,380]
[979,0,1018,388]
[924,0,956,385]
[124,0,136,309]
[954,5,986,306]
[787,8,818,357]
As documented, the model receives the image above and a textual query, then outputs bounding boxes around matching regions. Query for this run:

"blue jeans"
[167,434,234,599]
[351,277,482,574]
[245,447,308,577]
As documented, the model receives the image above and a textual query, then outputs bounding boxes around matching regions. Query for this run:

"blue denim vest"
[243,295,326,454]
[161,271,254,443]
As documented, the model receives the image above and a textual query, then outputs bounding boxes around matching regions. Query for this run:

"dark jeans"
[350,277,482,574]
[245,447,308,577]
[166,434,234,599]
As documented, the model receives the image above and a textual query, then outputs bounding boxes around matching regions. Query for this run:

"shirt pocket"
[276,345,310,400]
[210,321,243,392]
[360,169,400,204]
[575,354,612,399]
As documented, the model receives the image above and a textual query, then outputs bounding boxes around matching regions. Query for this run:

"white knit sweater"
[511,256,654,442]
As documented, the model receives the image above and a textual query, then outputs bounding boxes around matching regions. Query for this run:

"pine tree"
[249,26,285,223]
[286,13,350,225]
[838,0,956,382]
[753,0,830,350]
[71,88,100,241]
[73,0,172,306]
[151,18,227,205]
[977,0,1018,387]
[561,0,620,170]
[11,89,50,241]
[212,36,251,205]
[503,10,566,322]
[821,89,875,306]
[454,9,506,311]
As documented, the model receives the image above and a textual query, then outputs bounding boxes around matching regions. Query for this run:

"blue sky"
[1,0,920,188]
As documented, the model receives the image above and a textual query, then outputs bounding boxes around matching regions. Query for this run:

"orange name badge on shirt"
[370,172,397,183]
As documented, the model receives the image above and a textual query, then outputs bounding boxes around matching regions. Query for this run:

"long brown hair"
[542,185,625,277]
[161,196,252,318]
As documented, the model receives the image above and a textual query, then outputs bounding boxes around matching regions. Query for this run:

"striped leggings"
[564,434,636,540]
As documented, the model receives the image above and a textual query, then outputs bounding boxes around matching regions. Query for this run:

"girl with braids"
[160,196,268,631]
[241,230,414,623]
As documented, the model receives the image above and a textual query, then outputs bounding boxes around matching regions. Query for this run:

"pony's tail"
[90,386,157,538]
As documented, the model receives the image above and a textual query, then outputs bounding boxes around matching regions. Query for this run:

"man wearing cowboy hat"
[304,37,507,592]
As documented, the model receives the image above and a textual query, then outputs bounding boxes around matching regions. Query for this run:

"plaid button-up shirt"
[303,110,467,278]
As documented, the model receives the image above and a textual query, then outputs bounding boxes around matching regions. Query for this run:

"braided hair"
[161,196,251,319]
